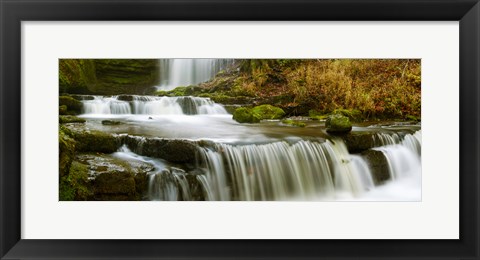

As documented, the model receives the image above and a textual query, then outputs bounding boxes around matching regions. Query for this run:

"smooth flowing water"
[82,95,227,116]
[78,95,422,201]
[158,59,235,91]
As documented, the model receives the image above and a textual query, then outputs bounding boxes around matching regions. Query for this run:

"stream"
[76,95,421,201]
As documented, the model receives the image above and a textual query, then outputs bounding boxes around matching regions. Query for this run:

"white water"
[197,139,378,201]
[374,130,422,180]
[158,59,235,91]
[82,96,132,114]
[85,92,421,201]
[81,95,228,115]
[111,130,421,201]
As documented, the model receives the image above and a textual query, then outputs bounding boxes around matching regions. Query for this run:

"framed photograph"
[1,0,479,259]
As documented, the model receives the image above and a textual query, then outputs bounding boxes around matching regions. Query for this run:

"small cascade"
[82,96,131,114]
[402,130,422,156]
[158,59,235,91]
[81,95,228,115]
[114,131,421,201]
[373,132,401,146]
[374,130,422,180]
[148,169,179,201]
[196,139,375,201]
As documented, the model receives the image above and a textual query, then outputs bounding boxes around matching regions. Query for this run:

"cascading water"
[196,139,376,201]
[83,96,132,114]
[158,59,235,91]
[373,130,421,180]
[81,95,228,115]
[112,130,421,201]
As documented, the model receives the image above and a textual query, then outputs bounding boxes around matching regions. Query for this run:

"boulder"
[59,115,86,124]
[361,150,391,185]
[232,107,260,123]
[117,95,134,101]
[124,136,199,164]
[325,114,352,133]
[70,129,120,153]
[59,96,83,114]
[101,120,122,125]
[70,95,95,101]
[59,105,68,115]
[252,104,286,120]
[59,125,76,177]
[76,153,155,201]
[59,160,92,201]
[342,132,376,153]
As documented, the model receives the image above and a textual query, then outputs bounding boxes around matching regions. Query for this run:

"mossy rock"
[59,161,92,201]
[59,96,83,114]
[170,86,188,96]
[70,95,94,101]
[252,105,286,120]
[282,119,306,127]
[155,90,170,96]
[332,109,363,122]
[59,59,97,94]
[361,150,391,185]
[102,120,122,125]
[70,130,120,153]
[405,115,421,122]
[76,153,154,200]
[94,171,136,198]
[117,95,134,101]
[124,136,199,164]
[223,105,241,114]
[342,132,377,153]
[232,107,260,123]
[59,105,68,115]
[308,110,328,120]
[325,114,352,133]
[59,115,86,124]
[59,125,76,177]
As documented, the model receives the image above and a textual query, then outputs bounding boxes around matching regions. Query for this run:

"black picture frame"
[1,0,479,259]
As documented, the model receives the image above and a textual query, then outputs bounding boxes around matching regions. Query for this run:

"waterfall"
[196,139,375,201]
[113,130,421,201]
[373,130,421,180]
[373,132,401,146]
[82,96,132,114]
[158,59,235,91]
[81,95,228,115]
[191,131,421,201]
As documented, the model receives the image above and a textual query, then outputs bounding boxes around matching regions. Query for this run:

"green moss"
[59,125,76,177]
[170,86,188,96]
[252,105,286,120]
[308,110,328,120]
[326,114,352,133]
[101,120,122,125]
[210,94,233,104]
[59,105,68,115]
[59,115,86,124]
[60,59,159,95]
[59,59,97,94]
[282,119,306,127]
[59,96,83,114]
[71,130,119,153]
[59,161,92,201]
[332,109,363,122]
[155,90,170,96]
[405,115,420,122]
[154,86,202,97]
[232,107,261,123]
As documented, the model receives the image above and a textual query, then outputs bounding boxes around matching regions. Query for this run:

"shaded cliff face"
[59,59,159,95]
